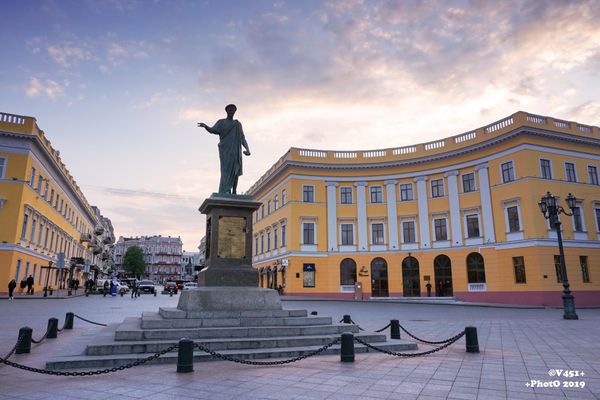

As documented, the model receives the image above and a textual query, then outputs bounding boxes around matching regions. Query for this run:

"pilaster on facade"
[326,181,338,252]
[354,181,368,251]
[384,179,399,249]
[444,170,462,246]
[414,176,430,248]
[475,163,496,243]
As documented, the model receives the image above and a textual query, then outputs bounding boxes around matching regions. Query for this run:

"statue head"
[225,104,237,118]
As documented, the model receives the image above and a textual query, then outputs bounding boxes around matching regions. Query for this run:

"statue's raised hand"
[243,150,251,156]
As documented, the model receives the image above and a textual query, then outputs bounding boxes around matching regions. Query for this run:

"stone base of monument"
[177,287,282,312]
[45,301,418,370]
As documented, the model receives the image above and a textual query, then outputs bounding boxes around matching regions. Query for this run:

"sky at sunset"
[1,0,600,251]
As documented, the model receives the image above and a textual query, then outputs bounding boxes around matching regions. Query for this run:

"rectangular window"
[434,218,447,241]
[580,256,590,283]
[540,159,552,179]
[33,264,37,282]
[25,261,30,278]
[303,222,315,244]
[44,227,49,248]
[0,157,6,178]
[30,167,36,187]
[431,179,444,198]
[50,189,54,204]
[372,223,385,245]
[44,181,49,199]
[554,255,563,283]
[274,228,278,249]
[341,224,354,245]
[588,166,599,185]
[507,206,520,232]
[15,260,22,281]
[261,205,264,219]
[303,185,314,202]
[565,162,577,182]
[399,183,413,201]
[260,234,264,254]
[370,186,383,203]
[267,232,271,251]
[501,161,514,183]
[462,173,476,193]
[282,189,287,205]
[37,175,43,193]
[37,222,43,246]
[596,209,600,232]
[274,195,279,210]
[513,256,526,283]
[21,214,29,240]
[303,264,315,288]
[572,207,583,232]
[254,236,258,256]
[340,187,353,204]
[466,215,480,238]
[281,224,286,246]
[267,200,272,215]
[402,221,416,243]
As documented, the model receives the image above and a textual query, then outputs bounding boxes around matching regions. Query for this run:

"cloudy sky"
[2,0,600,251]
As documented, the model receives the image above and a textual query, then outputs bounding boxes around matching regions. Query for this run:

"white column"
[326,181,338,252]
[444,170,462,246]
[414,176,431,248]
[385,180,399,249]
[355,181,368,251]
[476,163,496,243]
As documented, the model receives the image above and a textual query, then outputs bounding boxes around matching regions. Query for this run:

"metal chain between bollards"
[73,314,108,327]
[193,338,341,366]
[2,333,25,361]
[374,323,392,333]
[0,344,178,376]
[354,331,465,357]
[397,323,461,345]
[30,330,48,344]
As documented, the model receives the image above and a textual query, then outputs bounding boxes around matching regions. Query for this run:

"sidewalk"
[0,289,87,300]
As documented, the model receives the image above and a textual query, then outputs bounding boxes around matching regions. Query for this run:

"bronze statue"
[198,104,251,195]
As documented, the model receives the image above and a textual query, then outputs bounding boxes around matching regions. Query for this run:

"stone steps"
[86,332,389,355]
[141,312,332,329]
[158,307,308,319]
[46,339,418,370]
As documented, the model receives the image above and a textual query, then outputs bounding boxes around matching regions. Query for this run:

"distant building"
[180,251,200,280]
[113,235,182,281]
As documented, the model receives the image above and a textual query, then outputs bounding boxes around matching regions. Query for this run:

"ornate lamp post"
[538,191,578,320]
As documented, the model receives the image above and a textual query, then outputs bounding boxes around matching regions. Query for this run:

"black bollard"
[342,314,351,324]
[465,326,479,353]
[154,290,157,296]
[390,319,401,340]
[170,290,173,297]
[340,332,355,362]
[64,312,74,330]
[47,318,59,339]
[15,327,33,354]
[177,338,194,373]
[310,311,318,315]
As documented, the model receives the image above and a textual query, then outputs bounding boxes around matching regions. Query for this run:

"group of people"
[7,275,35,300]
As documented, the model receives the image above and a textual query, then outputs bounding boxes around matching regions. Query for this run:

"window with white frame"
[501,161,514,183]
[572,206,584,232]
[462,173,476,193]
[399,183,413,201]
[0,157,6,179]
[303,222,315,244]
[433,218,448,241]
[21,213,29,240]
[260,233,264,254]
[588,166,599,185]
[267,200,272,215]
[254,236,258,255]
[595,208,600,232]
[302,185,315,202]
[29,167,36,187]
[370,186,383,203]
[431,179,444,198]
[466,214,480,238]
[371,223,385,245]
[340,187,353,204]
[565,162,577,182]
[540,159,552,179]
[37,175,43,193]
[580,256,591,283]
[282,189,287,205]
[274,195,279,210]
[261,204,265,219]
[273,227,278,249]
[30,218,37,243]
[340,223,354,245]
[402,221,416,243]
[281,223,287,246]
[507,206,520,232]
[267,231,271,251]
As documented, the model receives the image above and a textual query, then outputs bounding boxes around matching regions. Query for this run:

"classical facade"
[248,111,600,306]
[113,235,182,281]
[0,111,114,293]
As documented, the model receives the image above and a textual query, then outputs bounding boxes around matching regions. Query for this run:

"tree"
[122,246,146,278]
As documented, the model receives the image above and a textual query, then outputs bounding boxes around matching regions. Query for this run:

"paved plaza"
[0,294,599,400]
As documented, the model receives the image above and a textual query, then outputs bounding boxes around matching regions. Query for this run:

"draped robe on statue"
[211,118,246,194]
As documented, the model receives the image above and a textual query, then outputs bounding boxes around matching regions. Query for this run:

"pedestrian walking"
[19,278,26,294]
[131,279,138,298]
[8,279,17,300]
[26,274,34,295]
[103,280,109,297]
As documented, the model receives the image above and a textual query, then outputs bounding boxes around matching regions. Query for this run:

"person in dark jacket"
[8,279,17,300]
[26,275,34,295]
[103,280,109,297]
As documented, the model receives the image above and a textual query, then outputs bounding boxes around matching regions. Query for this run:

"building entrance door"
[402,256,420,297]
[434,254,453,296]
[370,257,389,297]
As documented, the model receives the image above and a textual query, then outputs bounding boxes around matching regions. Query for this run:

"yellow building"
[248,111,600,306]
[0,111,113,295]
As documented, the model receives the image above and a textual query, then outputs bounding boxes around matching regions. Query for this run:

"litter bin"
[354,282,363,301]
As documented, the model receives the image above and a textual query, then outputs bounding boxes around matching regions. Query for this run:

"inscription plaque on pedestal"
[217,216,246,259]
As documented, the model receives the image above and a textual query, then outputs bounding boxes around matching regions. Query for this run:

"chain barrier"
[398,324,460,345]
[341,317,389,333]
[0,344,178,376]
[349,319,365,331]
[30,331,48,344]
[374,323,392,333]
[354,331,465,358]
[2,333,24,361]
[193,338,341,366]
[73,314,107,327]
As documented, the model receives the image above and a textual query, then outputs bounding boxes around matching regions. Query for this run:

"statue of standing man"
[198,104,251,195]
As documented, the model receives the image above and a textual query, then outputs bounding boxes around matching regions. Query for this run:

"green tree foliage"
[122,245,146,278]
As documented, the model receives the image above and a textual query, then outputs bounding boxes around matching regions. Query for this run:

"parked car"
[163,281,178,294]
[182,282,197,290]
[138,280,156,294]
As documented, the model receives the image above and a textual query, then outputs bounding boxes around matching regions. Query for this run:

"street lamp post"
[538,191,578,320]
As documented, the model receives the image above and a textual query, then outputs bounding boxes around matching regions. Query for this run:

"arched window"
[340,258,357,285]
[466,252,486,283]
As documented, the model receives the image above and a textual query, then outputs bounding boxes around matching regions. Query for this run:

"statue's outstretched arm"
[197,122,219,135]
